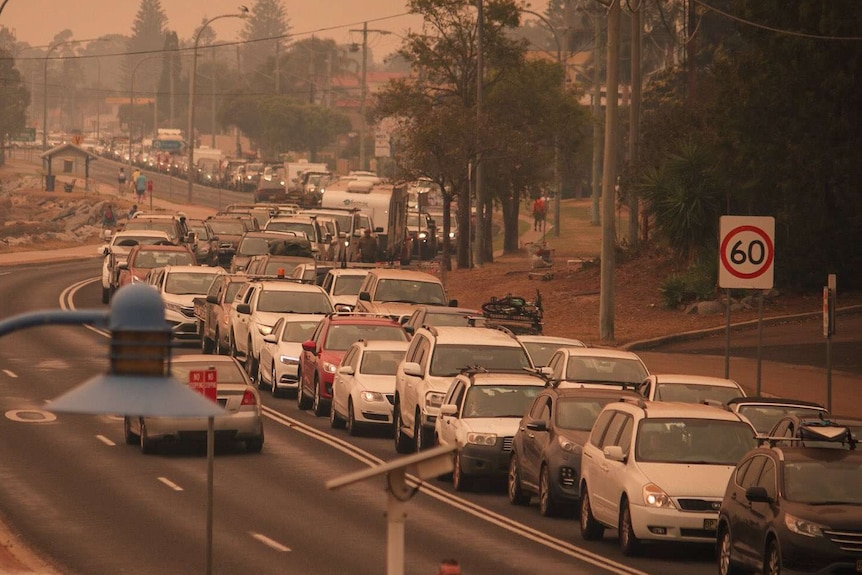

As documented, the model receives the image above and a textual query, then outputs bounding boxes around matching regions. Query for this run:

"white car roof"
[354,340,410,352]
[422,326,522,346]
[516,335,586,347]
[650,374,742,388]
[559,347,645,361]
[624,400,746,422]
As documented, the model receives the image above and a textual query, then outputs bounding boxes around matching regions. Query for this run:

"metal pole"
[474,0,484,266]
[756,291,764,394]
[724,288,731,379]
[359,22,368,171]
[96,57,101,144]
[206,417,214,575]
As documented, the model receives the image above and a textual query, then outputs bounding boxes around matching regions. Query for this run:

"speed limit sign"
[719,216,775,289]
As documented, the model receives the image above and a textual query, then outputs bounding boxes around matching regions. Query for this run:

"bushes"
[659,257,718,309]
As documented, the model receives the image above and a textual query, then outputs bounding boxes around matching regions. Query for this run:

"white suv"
[579,399,757,555]
[147,265,225,340]
[229,278,333,382]
[393,326,532,453]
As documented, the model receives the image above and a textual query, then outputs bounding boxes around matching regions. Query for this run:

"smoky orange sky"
[3,0,550,62]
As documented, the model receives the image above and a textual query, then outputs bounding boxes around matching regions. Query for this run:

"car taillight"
[241,390,257,406]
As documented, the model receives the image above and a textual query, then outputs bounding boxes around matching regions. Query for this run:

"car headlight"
[785,513,826,538]
[425,391,445,410]
[258,324,273,336]
[642,483,675,508]
[557,435,579,453]
[279,355,300,365]
[448,232,456,239]
[466,432,497,446]
[359,391,384,402]
[418,231,428,240]
[323,361,338,374]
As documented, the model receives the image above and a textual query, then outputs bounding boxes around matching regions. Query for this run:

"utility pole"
[590,13,602,226]
[599,0,620,342]
[351,22,390,172]
[628,1,641,248]
[474,0,486,266]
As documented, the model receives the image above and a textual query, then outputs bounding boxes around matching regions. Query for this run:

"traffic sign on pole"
[718,216,775,289]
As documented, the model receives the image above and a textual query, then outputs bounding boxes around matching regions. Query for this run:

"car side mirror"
[358,292,371,302]
[263,334,277,344]
[337,365,355,376]
[604,445,626,462]
[448,299,458,307]
[206,294,218,304]
[525,419,548,432]
[745,486,772,503]
[301,340,317,353]
[440,404,458,416]
[236,303,251,315]
[402,361,423,377]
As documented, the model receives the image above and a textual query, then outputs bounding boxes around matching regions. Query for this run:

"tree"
[239,0,290,88]
[125,0,168,105]
[0,47,30,166]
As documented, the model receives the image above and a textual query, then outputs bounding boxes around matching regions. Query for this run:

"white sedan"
[330,339,409,436]
[258,314,323,398]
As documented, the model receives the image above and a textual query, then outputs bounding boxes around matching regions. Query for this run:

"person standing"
[355,228,378,263]
[532,196,546,231]
[135,170,147,203]
[437,558,461,575]
[101,204,117,229]
[117,167,126,195]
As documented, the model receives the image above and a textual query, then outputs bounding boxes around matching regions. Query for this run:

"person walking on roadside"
[130,168,141,194]
[135,171,147,203]
[532,196,547,231]
[102,204,117,229]
[355,228,378,263]
[117,167,126,195]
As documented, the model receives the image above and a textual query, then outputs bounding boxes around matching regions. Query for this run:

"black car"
[716,420,862,575]
[507,385,642,517]
[727,396,829,435]
[401,304,481,336]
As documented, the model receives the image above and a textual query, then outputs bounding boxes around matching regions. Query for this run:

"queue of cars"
[95,205,859,575]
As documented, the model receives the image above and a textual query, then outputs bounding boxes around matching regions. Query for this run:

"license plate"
[703,519,717,531]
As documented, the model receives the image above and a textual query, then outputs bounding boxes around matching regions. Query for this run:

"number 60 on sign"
[718,216,775,290]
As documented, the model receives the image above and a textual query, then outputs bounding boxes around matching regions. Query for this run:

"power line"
[695,0,862,41]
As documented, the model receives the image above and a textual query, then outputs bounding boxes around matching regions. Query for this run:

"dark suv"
[716,419,862,575]
[508,386,642,517]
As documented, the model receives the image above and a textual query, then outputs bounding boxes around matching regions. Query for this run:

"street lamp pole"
[521,8,565,238]
[187,8,248,203]
[42,40,76,150]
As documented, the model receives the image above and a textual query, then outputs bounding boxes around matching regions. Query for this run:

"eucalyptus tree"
[0,46,30,166]
[239,0,290,90]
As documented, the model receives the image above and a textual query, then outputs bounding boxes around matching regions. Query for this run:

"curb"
[622,304,862,352]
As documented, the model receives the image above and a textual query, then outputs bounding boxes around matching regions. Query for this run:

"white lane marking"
[2,369,17,378]
[5,409,57,423]
[250,532,292,552]
[96,434,115,446]
[157,477,184,492]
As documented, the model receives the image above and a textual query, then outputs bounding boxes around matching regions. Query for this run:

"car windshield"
[375,279,446,305]
[423,311,476,328]
[783,460,862,504]
[208,221,246,236]
[360,350,405,375]
[324,324,407,351]
[256,291,333,314]
[736,405,828,434]
[430,345,531,377]
[165,272,222,295]
[280,320,321,343]
[113,234,171,248]
[523,341,584,368]
[556,398,616,431]
[635,419,756,465]
[134,250,195,268]
[123,221,178,242]
[565,357,648,385]
[654,383,740,405]
[266,221,314,240]
[171,361,247,385]
[188,224,210,240]
[333,275,366,296]
[224,282,244,303]
[461,385,543,418]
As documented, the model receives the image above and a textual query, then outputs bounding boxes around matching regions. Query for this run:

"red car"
[116,244,196,290]
[297,314,408,417]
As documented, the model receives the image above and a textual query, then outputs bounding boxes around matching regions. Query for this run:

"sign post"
[823,274,836,411]
[718,216,775,391]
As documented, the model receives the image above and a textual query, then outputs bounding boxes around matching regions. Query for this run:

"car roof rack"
[618,396,648,409]
[764,419,856,449]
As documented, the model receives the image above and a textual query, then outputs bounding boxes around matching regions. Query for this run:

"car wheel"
[214,329,226,355]
[201,333,214,354]
[347,400,361,437]
[507,456,531,505]
[414,409,428,451]
[764,539,781,575]
[229,331,239,359]
[619,499,640,556]
[246,428,264,453]
[139,419,157,455]
[270,366,280,398]
[312,377,329,417]
[452,452,472,492]
[393,400,414,454]
[717,526,745,575]
[579,486,605,541]
[330,400,346,429]
[538,464,558,517]
[123,416,138,445]
[296,371,311,410]
[101,286,110,305]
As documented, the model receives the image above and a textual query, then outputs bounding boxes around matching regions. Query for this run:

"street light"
[521,8,565,238]
[187,7,249,203]
[42,40,77,150]
[129,54,163,173]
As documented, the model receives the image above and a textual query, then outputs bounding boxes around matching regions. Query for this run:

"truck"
[284,160,329,206]
[194,273,249,354]
[320,177,412,264]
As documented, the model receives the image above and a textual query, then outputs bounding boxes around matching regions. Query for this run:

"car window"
[737,456,766,489]
[429,344,530,377]
[342,347,357,367]
[445,381,466,409]
[566,357,648,384]
[325,325,406,350]
[590,409,617,448]
[462,385,543,418]
[654,383,740,404]
[636,419,757,464]
[333,275,365,296]
[757,458,777,500]
[165,272,222,295]
[601,412,629,449]
[530,396,551,423]
[783,460,862,504]
[556,399,614,431]
[375,279,445,305]
[360,350,405,375]
[281,320,320,343]
[617,416,634,455]
[257,291,333,314]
